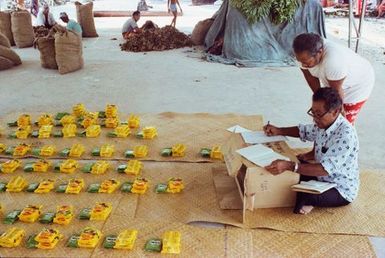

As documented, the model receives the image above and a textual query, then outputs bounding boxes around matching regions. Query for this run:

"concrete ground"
[1,5,385,256]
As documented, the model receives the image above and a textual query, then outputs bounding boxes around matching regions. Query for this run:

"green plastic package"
[121,182,133,193]
[155,184,168,193]
[103,235,117,249]
[91,148,100,156]
[39,212,56,224]
[87,184,100,193]
[59,148,70,157]
[24,163,35,172]
[82,163,94,173]
[117,164,127,173]
[144,238,162,252]
[161,148,172,157]
[3,210,22,224]
[55,184,68,193]
[67,234,80,248]
[200,148,211,158]
[26,182,39,192]
[26,234,38,248]
[125,150,135,158]
[79,208,91,220]
[0,182,7,192]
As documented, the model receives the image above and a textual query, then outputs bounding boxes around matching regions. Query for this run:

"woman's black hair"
[313,87,343,111]
[293,33,324,56]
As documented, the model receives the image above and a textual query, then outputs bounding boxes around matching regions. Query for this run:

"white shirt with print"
[298,115,359,202]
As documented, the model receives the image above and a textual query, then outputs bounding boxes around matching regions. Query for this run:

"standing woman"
[293,33,374,124]
[168,0,183,27]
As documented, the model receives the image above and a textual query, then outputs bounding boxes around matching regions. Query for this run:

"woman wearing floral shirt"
[264,87,359,215]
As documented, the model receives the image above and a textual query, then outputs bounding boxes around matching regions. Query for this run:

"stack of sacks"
[35,35,57,70]
[0,11,15,46]
[54,28,83,74]
[11,10,34,48]
[33,25,83,74]
[1,10,34,48]
[0,32,22,71]
[75,1,98,37]
[191,18,214,46]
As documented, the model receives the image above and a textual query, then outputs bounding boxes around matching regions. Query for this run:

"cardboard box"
[221,134,299,212]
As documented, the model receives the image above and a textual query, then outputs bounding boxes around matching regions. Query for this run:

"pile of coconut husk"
[33,26,50,38]
[121,25,192,52]
[141,20,158,31]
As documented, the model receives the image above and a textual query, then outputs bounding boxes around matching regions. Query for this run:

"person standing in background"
[293,33,374,124]
[30,0,39,17]
[168,0,183,27]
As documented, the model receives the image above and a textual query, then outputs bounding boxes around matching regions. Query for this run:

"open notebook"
[236,144,290,167]
[291,180,337,194]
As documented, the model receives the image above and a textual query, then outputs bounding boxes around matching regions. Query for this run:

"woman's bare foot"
[299,205,314,214]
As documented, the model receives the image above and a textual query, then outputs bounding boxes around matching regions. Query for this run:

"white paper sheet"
[227,125,252,133]
[291,180,337,194]
[236,144,290,167]
[241,131,288,144]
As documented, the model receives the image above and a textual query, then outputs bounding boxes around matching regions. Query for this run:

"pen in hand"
[265,120,272,136]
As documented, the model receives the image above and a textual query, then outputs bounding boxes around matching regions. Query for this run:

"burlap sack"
[0,32,11,48]
[0,11,15,46]
[191,18,214,46]
[36,37,58,69]
[11,11,34,48]
[0,45,22,65]
[75,1,98,37]
[0,56,14,70]
[55,30,83,74]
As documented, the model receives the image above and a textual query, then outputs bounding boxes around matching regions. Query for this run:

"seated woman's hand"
[265,160,294,175]
[263,123,281,136]
[297,151,314,163]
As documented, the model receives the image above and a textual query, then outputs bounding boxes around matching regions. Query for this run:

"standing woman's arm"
[176,0,183,13]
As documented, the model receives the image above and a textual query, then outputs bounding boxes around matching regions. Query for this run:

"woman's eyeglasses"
[307,108,330,119]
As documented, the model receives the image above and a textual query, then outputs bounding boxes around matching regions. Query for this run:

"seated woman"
[137,0,153,11]
[263,87,359,215]
[36,4,56,29]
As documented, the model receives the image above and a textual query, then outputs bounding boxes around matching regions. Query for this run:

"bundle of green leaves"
[230,0,303,24]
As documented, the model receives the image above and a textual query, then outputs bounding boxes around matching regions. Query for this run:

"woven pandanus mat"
[249,228,375,257]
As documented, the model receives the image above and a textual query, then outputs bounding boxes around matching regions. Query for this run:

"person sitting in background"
[377,0,385,18]
[36,4,56,29]
[122,11,141,39]
[59,12,82,36]
[263,88,359,215]
[137,0,153,11]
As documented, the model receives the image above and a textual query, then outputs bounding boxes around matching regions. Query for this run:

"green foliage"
[270,0,302,24]
[230,0,303,24]
[230,0,272,24]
